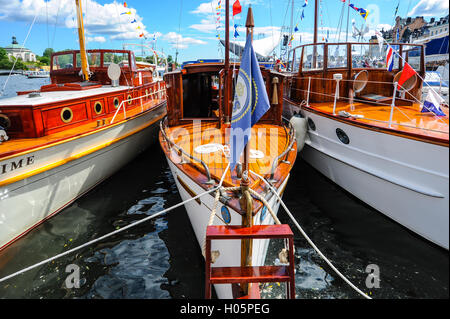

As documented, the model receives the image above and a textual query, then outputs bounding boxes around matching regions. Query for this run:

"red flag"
[397,62,416,90]
[233,0,242,16]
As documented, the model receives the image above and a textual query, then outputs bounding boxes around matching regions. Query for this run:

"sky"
[0,0,448,63]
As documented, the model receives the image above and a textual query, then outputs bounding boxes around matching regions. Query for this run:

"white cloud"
[163,32,207,49]
[0,0,150,41]
[87,36,106,43]
[408,0,449,17]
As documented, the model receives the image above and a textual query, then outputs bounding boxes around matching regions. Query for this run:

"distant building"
[2,36,36,62]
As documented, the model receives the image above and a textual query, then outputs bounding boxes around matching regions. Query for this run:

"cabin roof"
[0,85,130,107]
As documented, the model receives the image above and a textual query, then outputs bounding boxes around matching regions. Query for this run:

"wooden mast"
[224,0,230,123]
[239,5,255,298]
[313,0,319,44]
[75,0,89,81]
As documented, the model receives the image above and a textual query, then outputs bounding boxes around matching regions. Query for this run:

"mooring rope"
[249,170,372,299]
[0,185,219,284]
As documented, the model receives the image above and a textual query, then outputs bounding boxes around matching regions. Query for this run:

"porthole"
[127,94,132,105]
[0,114,11,129]
[307,117,316,131]
[113,97,120,109]
[94,101,103,115]
[60,107,73,123]
[336,128,350,144]
[221,206,231,224]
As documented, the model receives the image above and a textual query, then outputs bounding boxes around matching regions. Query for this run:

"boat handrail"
[287,77,449,132]
[159,118,214,184]
[269,118,296,182]
[110,81,166,124]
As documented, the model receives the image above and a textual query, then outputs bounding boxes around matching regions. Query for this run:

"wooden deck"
[164,121,296,189]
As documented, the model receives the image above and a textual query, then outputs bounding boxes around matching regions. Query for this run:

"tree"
[43,48,54,58]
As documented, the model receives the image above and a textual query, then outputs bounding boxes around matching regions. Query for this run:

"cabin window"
[60,107,74,123]
[52,53,74,70]
[350,44,400,70]
[94,102,103,115]
[302,44,324,71]
[403,45,422,72]
[113,97,120,108]
[182,72,219,119]
[127,94,133,105]
[327,45,347,69]
[76,52,101,68]
[292,48,301,72]
[103,52,130,68]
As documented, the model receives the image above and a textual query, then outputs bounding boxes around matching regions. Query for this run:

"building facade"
[2,36,36,63]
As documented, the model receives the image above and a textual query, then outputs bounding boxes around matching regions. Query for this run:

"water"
[0,76,448,299]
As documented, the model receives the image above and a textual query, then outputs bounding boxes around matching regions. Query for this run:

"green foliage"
[43,48,54,58]
[0,48,28,70]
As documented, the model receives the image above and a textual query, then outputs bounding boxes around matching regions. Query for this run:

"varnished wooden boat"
[283,39,449,249]
[159,7,297,299]
[0,1,167,250]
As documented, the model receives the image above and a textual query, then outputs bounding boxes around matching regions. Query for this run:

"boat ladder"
[204,224,296,299]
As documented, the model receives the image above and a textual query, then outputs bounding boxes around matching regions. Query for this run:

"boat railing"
[159,117,214,184]
[110,81,166,124]
[269,118,296,182]
[288,75,449,134]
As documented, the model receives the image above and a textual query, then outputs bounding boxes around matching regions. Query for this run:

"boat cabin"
[164,62,284,127]
[286,42,425,106]
[0,49,165,140]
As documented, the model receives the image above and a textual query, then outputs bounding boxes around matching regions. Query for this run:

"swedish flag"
[230,33,270,171]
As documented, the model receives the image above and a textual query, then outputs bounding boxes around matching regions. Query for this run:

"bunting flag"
[123,2,127,7]
[230,33,271,171]
[234,24,239,38]
[349,4,369,20]
[301,10,305,20]
[233,0,242,16]
[121,11,132,15]
[397,62,416,90]
[394,2,399,16]
[386,44,394,72]
[421,90,446,116]
[302,0,308,7]
[294,23,299,32]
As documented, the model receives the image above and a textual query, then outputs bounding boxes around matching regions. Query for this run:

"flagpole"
[224,0,230,123]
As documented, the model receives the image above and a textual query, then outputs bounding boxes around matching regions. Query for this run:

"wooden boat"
[283,1,449,249]
[0,0,167,251]
[159,5,297,299]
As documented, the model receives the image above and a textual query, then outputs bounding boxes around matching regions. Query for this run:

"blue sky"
[0,0,448,62]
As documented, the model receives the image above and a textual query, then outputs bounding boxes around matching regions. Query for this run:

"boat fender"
[289,113,307,152]
[0,127,8,143]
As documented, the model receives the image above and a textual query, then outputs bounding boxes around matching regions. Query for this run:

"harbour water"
[0,75,448,299]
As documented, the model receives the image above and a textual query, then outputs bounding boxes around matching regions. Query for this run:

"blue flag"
[230,33,270,172]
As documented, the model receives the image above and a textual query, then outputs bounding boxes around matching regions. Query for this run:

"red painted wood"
[206,225,294,240]
[210,266,290,284]
[237,283,261,299]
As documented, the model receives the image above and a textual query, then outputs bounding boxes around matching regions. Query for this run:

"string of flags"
[120,2,148,39]
[348,3,369,20]
[376,31,446,116]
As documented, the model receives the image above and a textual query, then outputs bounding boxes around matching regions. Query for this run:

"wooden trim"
[285,97,449,147]
[0,111,164,187]
[177,175,201,205]
[0,101,166,162]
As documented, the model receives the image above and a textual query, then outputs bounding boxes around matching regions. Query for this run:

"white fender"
[289,115,307,152]
[0,129,8,143]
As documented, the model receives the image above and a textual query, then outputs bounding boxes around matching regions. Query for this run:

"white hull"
[166,159,288,299]
[0,105,165,250]
[287,104,449,249]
